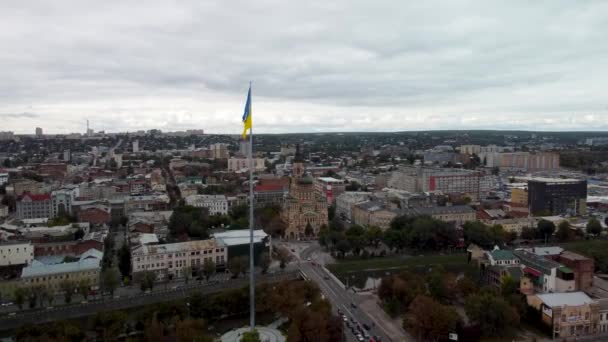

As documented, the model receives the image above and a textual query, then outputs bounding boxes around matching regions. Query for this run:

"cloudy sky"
[2,1,608,134]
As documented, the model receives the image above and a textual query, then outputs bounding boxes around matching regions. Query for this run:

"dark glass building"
[528,178,587,216]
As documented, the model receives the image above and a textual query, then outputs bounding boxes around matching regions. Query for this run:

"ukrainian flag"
[242,86,252,140]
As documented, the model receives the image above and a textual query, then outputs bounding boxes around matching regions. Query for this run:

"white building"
[0,241,34,266]
[131,239,227,280]
[335,192,371,222]
[133,140,139,153]
[0,172,8,185]
[227,157,265,172]
[52,187,80,217]
[185,194,229,215]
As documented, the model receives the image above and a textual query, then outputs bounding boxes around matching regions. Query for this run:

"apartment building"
[131,239,227,280]
[227,157,265,172]
[314,177,346,204]
[335,192,371,222]
[528,178,587,216]
[530,292,599,339]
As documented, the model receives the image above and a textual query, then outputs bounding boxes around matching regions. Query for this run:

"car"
[8,312,16,317]
[306,257,311,261]
[373,336,382,342]
[46,306,54,310]
[350,302,357,309]
[342,316,348,322]
[337,309,343,315]
[363,323,371,331]
[0,302,13,307]
[350,317,356,323]
[356,334,365,342]
[363,331,370,339]
[323,275,330,280]
[346,321,351,328]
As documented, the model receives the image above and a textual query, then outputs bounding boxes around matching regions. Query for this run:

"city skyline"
[2,1,608,134]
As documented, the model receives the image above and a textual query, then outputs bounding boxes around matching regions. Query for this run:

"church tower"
[292,144,305,178]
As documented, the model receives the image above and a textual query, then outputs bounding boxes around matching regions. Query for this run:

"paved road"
[0,271,299,331]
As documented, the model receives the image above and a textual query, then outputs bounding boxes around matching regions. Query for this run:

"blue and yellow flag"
[242,86,252,140]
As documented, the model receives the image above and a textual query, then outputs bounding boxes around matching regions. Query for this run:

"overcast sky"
[2,1,608,134]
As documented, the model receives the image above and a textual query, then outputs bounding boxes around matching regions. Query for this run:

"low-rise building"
[0,204,8,219]
[131,239,227,280]
[559,251,594,291]
[254,183,287,208]
[402,205,476,226]
[0,241,34,266]
[352,201,399,229]
[78,207,111,225]
[515,249,575,293]
[21,249,102,293]
[184,194,229,215]
[530,292,598,339]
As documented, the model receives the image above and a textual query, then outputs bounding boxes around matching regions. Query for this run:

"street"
[288,241,410,342]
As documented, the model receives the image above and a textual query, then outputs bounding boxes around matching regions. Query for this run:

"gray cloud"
[1,1,608,133]
[1,112,40,119]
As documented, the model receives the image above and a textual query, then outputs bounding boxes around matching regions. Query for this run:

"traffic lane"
[301,264,382,342]
[300,264,357,342]
[302,263,390,342]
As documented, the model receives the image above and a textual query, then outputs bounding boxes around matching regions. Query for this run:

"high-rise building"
[132,140,139,153]
[35,127,43,137]
[528,178,587,216]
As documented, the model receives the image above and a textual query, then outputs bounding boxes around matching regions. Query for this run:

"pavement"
[285,241,410,342]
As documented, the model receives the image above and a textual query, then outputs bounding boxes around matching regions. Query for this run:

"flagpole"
[248,82,255,330]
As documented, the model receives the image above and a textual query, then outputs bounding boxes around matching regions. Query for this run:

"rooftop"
[214,229,267,246]
[21,248,102,278]
[317,177,344,183]
[537,292,594,308]
[133,239,222,256]
[560,250,592,261]
[488,249,517,261]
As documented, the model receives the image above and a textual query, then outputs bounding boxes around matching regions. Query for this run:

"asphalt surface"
[0,271,299,332]
[291,242,397,342]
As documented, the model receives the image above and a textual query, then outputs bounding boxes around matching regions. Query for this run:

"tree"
[183,266,193,284]
[556,221,575,242]
[241,329,261,342]
[15,287,28,310]
[335,239,352,258]
[537,219,556,241]
[102,267,120,296]
[78,279,91,300]
[259,252,271,274]
[587,217,603,237]
[520,227,537,240]
[501,276,518,297]
[404,295,461,342]
[276,247,292,270]
[228,256,248,278]
[465,292,520,338]
[39,286,51,307]
[202,259,216,281]
[304,222,314,237]
[365,226,384,248]
[74,228,85,240]
[456,276,478,299]
[60,280,76,304]
[117,243,132,278]
[138,271,156,291]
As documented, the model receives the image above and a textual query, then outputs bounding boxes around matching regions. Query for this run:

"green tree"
[259,252,271,274]
[60,280,76,304]
[404,295,461,342]
[365,226,384,248]
[537,219,556,241]
[228,256,248,278]
[276,247,292,270]
[117,243,132,278]
[465,292,520,337]
[102,267,120,296]
[202,259,216,281]
[520,227,537,240]
[556,221,575,242]
[335,239,352,258]
[78,279,91,300]
[15,287,28,310]
[587,217,603,237]
[183,266,193,284]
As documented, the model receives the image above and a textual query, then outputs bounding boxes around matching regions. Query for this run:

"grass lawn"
[327,253,470,275]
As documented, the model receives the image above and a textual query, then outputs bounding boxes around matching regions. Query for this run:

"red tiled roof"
[255,184,284,192]
[19,192,51,201]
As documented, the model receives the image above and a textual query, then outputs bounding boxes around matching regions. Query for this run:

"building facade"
[131,239,227,280]
[282,148,328,239]
[528,178,587,216]
[227,157,265,172]
[314,177,346,204]
[16,192,53,219]
[0,241,34,266]
[184,194,229,215]
[335,192,371,222]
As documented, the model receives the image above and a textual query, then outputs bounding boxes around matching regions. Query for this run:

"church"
[282,146,328,239]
